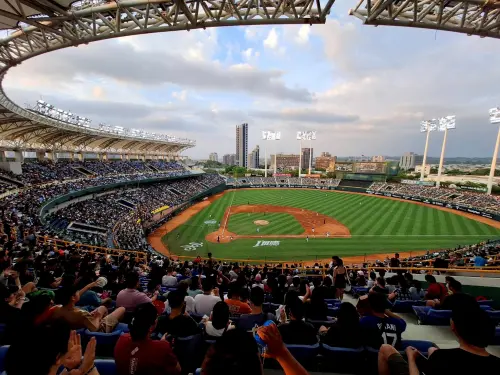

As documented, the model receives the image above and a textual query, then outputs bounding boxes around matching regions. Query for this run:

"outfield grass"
[228,213,304,235]
[162,189,500,261]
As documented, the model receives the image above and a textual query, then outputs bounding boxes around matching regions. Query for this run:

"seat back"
[94,359,117,375]
[424,309,452,325]
[486,310,500,324]
[321,345,365,373]
[84,330,123,357]
[173,334,205,374]
[0,345,10,373]
[286,343,320,369]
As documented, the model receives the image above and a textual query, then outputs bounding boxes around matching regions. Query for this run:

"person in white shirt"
[162,267,178,287]
[251,274,264,290]
[194,279,222,315]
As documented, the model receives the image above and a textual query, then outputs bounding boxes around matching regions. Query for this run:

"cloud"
[263,28,279,49]
[250,108,359,125]
[295,25,310,44]
[172,90,187,101]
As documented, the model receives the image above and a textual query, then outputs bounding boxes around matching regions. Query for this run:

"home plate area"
[205,204,351,243]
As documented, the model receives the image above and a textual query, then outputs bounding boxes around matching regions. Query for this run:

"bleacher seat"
[486,310,500,324]
[413,306,452,325]
[477,300,494,307]
[172,334,205,374]
[263,303,280,314]
[327,307,339,317]
[320,345,365,373]
[286,343,320,368]
[324,299,341,305]
[84,330,123,357]
[95,359,117,375]
[189,312,205,323]
[392,300,425,313]
[491,326,500,345]
[351,287,369,296]
[0,345,9,373]
[479,305,493,311]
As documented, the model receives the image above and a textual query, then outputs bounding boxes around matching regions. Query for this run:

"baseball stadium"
[0,1,500,375]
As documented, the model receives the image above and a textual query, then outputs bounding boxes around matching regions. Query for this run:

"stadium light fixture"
[262,131,281,177]
[419,119,437,182]
[488,108,500,195]
[296,131,317,175]
[436,115,456,188]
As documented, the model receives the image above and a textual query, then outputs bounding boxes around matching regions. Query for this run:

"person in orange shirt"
[225,283,251,317]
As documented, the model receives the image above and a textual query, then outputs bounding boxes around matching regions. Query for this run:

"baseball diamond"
[150,188,500,262]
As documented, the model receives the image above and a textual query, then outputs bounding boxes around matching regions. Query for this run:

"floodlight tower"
[436,116,456,188]
[488,107,500,195]
[420,119,437,181]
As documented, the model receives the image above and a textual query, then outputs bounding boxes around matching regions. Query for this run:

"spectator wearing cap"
[115,303,181,375]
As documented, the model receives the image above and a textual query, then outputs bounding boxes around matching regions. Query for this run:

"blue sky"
[3,3,500,160]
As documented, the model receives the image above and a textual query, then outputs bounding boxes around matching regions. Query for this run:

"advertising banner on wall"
[274,173,291,177]
[401,179,435,186]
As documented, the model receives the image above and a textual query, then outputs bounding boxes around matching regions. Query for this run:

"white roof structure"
[0,0,337,156]
[350,0,500,39]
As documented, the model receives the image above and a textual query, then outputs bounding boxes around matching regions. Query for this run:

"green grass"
[161,189,500,261]
[228,213,304,235]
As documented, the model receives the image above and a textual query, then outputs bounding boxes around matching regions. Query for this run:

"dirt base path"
[205,204,350,244]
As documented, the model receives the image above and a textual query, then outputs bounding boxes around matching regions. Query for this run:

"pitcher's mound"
[254,220,269,226]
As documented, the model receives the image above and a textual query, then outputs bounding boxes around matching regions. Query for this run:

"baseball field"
[152,189,500,262]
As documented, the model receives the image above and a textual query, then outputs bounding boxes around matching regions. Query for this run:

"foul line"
[221,190,236,237]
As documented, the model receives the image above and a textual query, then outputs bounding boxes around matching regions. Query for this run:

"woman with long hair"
[114,303,181,375]
[320,302,361,348]
[333,256,347,300]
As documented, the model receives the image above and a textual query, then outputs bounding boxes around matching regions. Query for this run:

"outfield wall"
[229,184,500,222]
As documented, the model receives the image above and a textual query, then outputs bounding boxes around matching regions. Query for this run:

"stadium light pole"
[436,116,456,189]
[262,131,280,177]
[420,119,437,181]
[488,108,500,195]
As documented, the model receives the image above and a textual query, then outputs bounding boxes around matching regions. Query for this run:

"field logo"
[204,220,217,225]
[253,240,280,247]
[180,242,204,252]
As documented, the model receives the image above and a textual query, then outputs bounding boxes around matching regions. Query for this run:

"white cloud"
[295,25,310,44]
[172,90,187,101]
[245,28,257,40]
[263,28,279,49]
[242,48,260,61]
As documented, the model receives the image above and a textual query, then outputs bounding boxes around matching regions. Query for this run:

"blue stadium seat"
[351,287,369,296]
[491,326,500,346]
[324,299,341,305]
[413,306,452,325]
[172,334,205,374]
[477,300,494,307]
[263,303,281,314]
[0,345,10,373]
[114,322,130,333]
[479,304,493,311]
[327,307,339,317]
[84,330,123,357]
[400,340,437,356]
[320,345,365,373]
[286,343,320,368]
[95,359,117,375]
[486,310,500,324]
[0,324,5,345]
[392,300,425,313]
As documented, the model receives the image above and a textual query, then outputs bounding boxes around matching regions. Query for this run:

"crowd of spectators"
[0,240,498,375]
[0,159,189,187]
[369,182,500,215]
[234,177,341,188]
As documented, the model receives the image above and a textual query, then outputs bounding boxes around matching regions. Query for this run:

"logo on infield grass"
[180,242,204,251]
[253,241,280,247]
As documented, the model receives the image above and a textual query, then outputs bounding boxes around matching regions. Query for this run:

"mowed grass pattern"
[162,189,500,261]
[228,213,304,235]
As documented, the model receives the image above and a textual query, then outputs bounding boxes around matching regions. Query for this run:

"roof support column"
[36,151,45,161]
[46,151,57,162]
[14,150,24,163]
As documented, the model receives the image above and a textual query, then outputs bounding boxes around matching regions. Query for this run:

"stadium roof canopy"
[350,0,500,39]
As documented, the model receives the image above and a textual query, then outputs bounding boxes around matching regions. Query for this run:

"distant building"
[415,164,431,175]
[399,152,423,170]
[316,155,337,170]
[372,155,385,162]
[209,152,218,162]
[301,148,313,170]
[320,152,332,157]
[249,145,260,169]
[236,123,248,168]
[271,153,300,170]
[222,154,236,165]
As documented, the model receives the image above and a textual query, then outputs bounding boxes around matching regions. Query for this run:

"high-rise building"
[236,123,248,168]
[315,155,337,170]
[249,145,260,169]
[209,152,218,162]
[320,152,332,157]
[222,154,236,165]
[301,148,313,170]
[271,153,300,170]
[372,155,385,162]
[399,152,423,170]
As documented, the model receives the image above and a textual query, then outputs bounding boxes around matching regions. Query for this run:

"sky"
[3,1,500,160]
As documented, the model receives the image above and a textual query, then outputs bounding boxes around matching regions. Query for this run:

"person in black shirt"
[278,296,318,345]
[320,302,362,348]
[239,286,275,331]
[155,290,200,338]
[379,299,500,375]
[370,277,389,295]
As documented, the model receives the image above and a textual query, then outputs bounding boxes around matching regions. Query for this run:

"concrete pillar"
[46,151,57,162]
[141,154,146,162]
[36,151,45,161]
[74,153,83,162]
[102,153,108,161]
[13,151,24,162]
